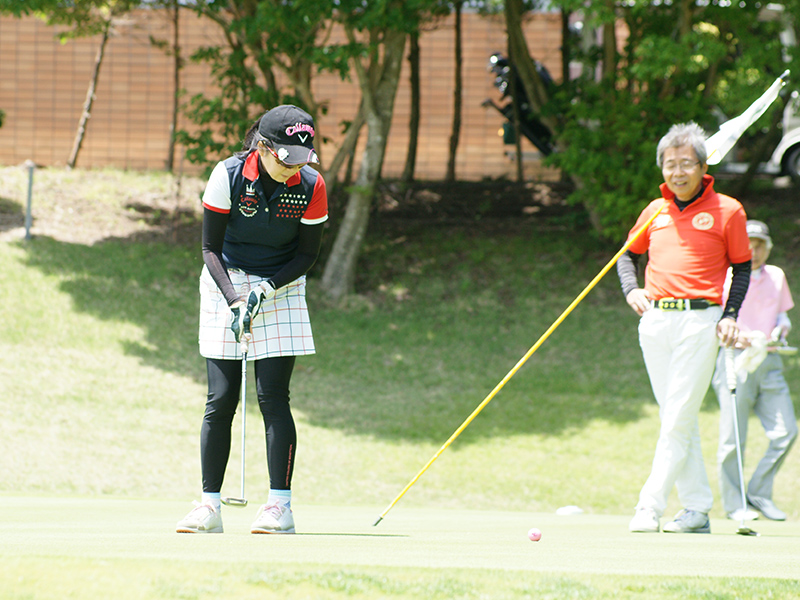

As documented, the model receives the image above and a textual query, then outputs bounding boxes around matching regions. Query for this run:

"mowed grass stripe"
[4,497,800,580]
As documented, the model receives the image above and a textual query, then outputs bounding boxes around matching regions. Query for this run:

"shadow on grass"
[20,231,207,384]
[0,195,25,235]
[299,282,657,442]
[18,217,665,444]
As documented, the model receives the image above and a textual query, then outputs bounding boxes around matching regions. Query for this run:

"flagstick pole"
[372,202,668,526]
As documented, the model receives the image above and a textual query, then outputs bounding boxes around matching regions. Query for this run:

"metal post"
[24,160,34,240]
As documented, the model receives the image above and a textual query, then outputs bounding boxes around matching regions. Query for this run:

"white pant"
[636,306,722,516]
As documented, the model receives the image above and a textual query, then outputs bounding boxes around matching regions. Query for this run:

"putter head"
[736,526,760,536]
[221,497,248,507]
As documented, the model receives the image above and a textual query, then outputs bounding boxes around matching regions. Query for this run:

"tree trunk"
[291,59,325,164]
[325,101,365,196]
[601,19,616,80]
[67,21,111,169]
[320,109,389,301]
[321,29,407,302]
[401,31,420,184]
[561,9,571,86]
[445,2,462,182]
[504,0,556,133]
[166,0,180,172]
[508,34,523,182]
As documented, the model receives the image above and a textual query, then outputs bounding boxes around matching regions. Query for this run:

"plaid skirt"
[198,265,316,360]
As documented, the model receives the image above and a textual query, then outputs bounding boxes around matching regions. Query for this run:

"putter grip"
[724,346,737,391]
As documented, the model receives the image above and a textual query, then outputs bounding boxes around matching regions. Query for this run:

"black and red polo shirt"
[202,151,328,278]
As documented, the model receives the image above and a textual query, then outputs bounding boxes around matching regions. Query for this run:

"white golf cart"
[766,89,800,181]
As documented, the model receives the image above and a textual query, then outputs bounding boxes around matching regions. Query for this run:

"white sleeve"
[201,161,232,211]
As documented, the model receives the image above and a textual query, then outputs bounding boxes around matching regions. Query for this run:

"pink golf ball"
[527,527,542,542]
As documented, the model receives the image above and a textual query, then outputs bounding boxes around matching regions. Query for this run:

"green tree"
[321,0,441,301]
[179,0,351,168]
[545,1,792,238]
[177,0,441,301]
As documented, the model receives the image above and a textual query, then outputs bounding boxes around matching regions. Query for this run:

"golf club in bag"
[724,346,759,536]
[222,341,249,507]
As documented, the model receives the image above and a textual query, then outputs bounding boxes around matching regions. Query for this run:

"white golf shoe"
[662,509,710,534]
[748,497,786,521]
[251,501,296,534]
[727,508,759,521]
[629,507,660,533]
[176,502,223,533]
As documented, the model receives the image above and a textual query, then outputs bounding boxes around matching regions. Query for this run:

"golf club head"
[736,526,760,536]
[221,497,248,507]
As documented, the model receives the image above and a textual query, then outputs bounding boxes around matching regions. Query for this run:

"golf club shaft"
[373,202,668,525]
[725,347,748,525]
[240,345,247,500]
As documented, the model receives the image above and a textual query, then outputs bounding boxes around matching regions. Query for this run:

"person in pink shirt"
[711,220,797,521]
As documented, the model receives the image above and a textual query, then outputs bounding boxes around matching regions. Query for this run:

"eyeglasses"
[264,144,302,170]
[662,160,700,173]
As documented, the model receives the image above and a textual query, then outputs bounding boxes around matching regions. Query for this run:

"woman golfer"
[177,105,327,534]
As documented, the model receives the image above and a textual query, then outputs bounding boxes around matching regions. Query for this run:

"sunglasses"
[263,144,302,170]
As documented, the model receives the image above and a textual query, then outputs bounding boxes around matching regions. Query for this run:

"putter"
[724,347,759,536]
[222,341,249,507]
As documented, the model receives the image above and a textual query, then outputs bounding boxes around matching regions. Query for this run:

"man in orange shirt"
[616,122,752,534]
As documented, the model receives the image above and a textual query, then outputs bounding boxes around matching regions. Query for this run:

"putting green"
[3,495,799,581]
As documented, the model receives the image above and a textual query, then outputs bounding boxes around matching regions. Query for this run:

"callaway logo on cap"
[258,105,320,166]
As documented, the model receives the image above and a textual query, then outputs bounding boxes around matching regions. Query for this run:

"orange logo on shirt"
[692,212,714,230]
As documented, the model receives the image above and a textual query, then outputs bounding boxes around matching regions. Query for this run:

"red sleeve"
[302,173,328,223]
[626,201,661,254]
[724,204,752,264]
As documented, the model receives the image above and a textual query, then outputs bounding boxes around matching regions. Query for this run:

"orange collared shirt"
[626,175,752,305]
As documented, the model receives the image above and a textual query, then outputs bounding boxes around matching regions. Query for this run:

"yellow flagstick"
[373,201,668,526]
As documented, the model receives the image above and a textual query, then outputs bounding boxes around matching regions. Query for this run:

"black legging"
[201,355,297,493]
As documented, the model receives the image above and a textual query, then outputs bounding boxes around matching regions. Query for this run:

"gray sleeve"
[616,250,642,298]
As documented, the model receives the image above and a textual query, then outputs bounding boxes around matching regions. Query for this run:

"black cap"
[258,105,319,165]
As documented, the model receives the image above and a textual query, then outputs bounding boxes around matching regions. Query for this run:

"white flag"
[705,70,790,165]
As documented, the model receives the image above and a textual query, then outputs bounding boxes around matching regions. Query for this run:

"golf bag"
[482,52,556,156]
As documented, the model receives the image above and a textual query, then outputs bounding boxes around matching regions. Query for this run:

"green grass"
[4,498,800,599]
[2,167,800,597]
